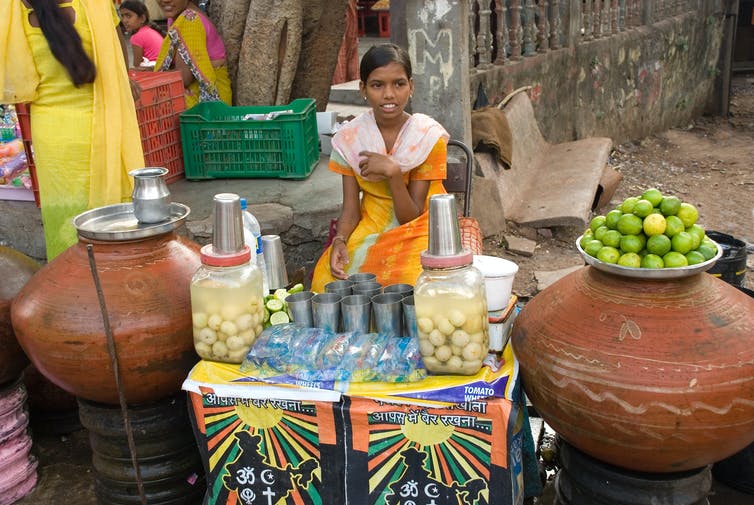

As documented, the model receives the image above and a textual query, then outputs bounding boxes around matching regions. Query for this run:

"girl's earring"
[363,96,367,101]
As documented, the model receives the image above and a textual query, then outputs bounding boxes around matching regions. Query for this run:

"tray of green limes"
[576,188,723,279]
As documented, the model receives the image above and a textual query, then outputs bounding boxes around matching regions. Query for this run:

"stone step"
[329,79,362,106]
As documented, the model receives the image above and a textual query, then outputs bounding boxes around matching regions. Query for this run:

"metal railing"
[469,0,700,69]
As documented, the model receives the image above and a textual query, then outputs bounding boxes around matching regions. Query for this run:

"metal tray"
[576,235,723,279]
[74,202,190,241]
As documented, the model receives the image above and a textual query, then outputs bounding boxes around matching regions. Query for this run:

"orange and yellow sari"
[311,112,449,291]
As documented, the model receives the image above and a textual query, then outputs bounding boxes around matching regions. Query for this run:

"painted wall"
[402,0,472,145]
[471,12,725,144]
[398,1,724,145]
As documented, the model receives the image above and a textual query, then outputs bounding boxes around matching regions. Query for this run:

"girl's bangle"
[332,235,347,245]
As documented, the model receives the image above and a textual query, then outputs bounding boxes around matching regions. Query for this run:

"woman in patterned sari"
[311,44,449,291]
[155,0,231,107]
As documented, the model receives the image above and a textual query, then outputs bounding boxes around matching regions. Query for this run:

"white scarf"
[331,109,449,177]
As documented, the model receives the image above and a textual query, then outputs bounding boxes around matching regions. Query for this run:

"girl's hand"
[359,151,400,180]
[329,239,350,279]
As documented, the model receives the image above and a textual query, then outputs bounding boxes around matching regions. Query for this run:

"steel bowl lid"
[73,202,190,241]
[575,235,723,279]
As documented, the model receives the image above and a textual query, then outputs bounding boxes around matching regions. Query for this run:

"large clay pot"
[0,247,40,386]
[11,204,201,405]
[511,266,754,473]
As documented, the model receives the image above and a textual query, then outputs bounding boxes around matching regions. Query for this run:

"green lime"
[273,288,290,301]
[617,214,644,235]
[580,231,595,249]
[676,202,699,227]
[619,234,646,254]
[696,242,718,260]
[641,188,664,207]
[265,298,285,313]
[602,230,622,248]
[621,197,640,214]
[646,234,672,256]
[596,246,621,264]
[288,283,304,294]
[269,311,291,325]
[663,251,689,268]
[671,231,694,254]
[590,215,607,232]
[687,231,701,250]
[659,195,681,216]
[642,213,667,236]
[685,250,706,265]
[641,254,664,269]
[664,215,685,237]
[686,224,705,245]
[632,199,654,218]
[594,225,609,242]
[617,252,642,268]
[584,240,604,257]
[605,209,623,229]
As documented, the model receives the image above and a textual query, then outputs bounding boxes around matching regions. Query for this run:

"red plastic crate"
[14,73,186,207]
[14,103,40,208]
[129,70,186,183]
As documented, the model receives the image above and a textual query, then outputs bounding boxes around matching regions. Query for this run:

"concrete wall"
[399,0,473,145]
[470,10,725,145]
[0,157,342,273]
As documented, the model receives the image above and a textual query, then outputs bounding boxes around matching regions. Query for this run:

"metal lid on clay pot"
[73,202,191,241]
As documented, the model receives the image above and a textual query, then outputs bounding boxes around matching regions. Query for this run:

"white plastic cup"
[472,255,519,311]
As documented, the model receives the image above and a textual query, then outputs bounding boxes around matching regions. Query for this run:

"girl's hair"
[28,0,96,86]
[359,43,412,83]
[119,1,166,36]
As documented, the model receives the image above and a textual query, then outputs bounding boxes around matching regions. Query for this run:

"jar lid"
[472,255,519,277]
[420,249,473,269]
[73,202,190,241]
[200,244,251,267]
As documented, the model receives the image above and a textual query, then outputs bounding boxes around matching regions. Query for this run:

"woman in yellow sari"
[155,0,231,108]
[311,44,449,291]
[1,0,144,261]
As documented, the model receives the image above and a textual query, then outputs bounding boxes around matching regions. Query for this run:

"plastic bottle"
[240,198,269,294]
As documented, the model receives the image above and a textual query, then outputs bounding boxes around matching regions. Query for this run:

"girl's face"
[157,0,191,19]
[360,62,414,123]
[119,8,145,33]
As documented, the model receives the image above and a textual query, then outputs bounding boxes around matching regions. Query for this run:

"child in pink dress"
[120,1,165,69]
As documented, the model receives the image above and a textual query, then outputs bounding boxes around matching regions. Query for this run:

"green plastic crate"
[179,98,319,180]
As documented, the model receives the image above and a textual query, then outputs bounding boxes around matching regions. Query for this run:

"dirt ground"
[489,75,754,299]
[13,76,754,504]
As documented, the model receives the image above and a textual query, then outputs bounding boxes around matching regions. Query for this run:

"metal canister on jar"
[414,195,489,375]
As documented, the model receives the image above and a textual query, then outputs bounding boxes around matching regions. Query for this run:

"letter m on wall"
[408,28,454,87]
